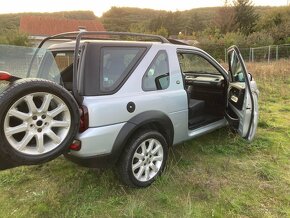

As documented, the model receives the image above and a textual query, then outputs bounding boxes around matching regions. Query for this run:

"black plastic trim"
[225,110,239,129]
[110,111,174,163]
[64,153,115,168]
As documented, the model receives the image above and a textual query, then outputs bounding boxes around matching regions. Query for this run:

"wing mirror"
[248,73,253,81]
[155,73,169,90]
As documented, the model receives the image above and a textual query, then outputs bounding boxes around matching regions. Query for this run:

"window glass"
[142,51,169,91]
[178,53,219,75]
[101,47,145,91]
[53,51,74,72]
[229,51,245,82]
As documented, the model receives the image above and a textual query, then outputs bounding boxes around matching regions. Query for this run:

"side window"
[178,53,220,75]
[53,51,74,72]
[142,51,169,91]
[229,50,245,82]
[100,47,145,92]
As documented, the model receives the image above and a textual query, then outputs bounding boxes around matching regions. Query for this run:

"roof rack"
[167,38,189,45]
[38,31,169,48]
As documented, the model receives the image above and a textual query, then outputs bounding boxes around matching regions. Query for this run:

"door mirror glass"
[155,73,169,90]
[228,50,245,83]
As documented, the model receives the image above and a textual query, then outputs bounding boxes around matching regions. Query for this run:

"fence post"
[249,48,251,62]
[276,45,279,61]
[225,48,227,63]
[268,45,271,63]
[252,48,254,62]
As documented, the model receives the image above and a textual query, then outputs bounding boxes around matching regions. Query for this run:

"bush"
[0,31,30,46]
[246,31,274,47]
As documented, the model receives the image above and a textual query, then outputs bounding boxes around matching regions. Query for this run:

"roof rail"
[167,38,189,45]
[38,31,169,48]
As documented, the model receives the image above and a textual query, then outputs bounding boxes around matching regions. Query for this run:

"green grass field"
[0,60,289,218]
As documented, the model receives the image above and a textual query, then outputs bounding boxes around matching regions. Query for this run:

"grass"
[0,60,290,217]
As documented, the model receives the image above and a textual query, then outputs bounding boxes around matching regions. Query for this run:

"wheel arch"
[111,110,174,163]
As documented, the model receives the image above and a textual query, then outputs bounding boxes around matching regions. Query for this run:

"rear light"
[79,105,89,133]
[69,140,81,151]
[0,71,12,81]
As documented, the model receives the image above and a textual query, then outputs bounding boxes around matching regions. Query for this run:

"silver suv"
[0,32,259,187]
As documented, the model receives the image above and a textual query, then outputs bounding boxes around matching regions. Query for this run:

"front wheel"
[117,130,168,188]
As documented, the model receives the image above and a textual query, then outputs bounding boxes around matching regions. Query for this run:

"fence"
[199,43,290,63]
[227,44,290,63]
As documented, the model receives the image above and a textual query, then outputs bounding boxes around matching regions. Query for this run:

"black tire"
[117,130,168,188]
[0,78,80,165]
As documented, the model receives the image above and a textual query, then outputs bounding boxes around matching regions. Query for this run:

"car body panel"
[227,46,259,141]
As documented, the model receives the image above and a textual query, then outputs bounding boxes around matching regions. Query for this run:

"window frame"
[177,49,229,84]
[228,50,246,83]
[177,50,224,75]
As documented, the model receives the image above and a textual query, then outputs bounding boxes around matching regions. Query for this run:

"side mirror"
[248,73,253,81]
[155,73,169,90]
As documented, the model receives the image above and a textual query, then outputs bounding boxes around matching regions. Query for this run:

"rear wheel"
[117,130,168,188]
[0,79,80,165]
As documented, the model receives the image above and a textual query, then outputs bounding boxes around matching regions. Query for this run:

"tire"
[117,130,168,188]
[0,78,80,165]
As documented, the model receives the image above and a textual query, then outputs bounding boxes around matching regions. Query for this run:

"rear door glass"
[53,51,74,72]
[0,44,61,90]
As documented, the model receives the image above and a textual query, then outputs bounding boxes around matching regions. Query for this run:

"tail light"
[79,105,89,133]
[0,71,12,81]
[0,71,20,82]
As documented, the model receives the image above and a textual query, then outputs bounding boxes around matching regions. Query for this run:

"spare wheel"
[0,78,80,165]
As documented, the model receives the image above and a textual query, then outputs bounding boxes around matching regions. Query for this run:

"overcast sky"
[0,0,288,16]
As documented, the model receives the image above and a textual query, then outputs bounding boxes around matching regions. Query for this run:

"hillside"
[0,6,289,56]
[0,6,288,34]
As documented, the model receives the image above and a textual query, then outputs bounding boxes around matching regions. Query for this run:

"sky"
[0,0,288,17]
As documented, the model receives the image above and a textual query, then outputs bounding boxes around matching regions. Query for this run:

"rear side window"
[100,47,146,92]
[142,51,169,91]
[53,51,74,72]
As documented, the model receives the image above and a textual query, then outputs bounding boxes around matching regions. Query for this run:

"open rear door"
[225,46,259,141]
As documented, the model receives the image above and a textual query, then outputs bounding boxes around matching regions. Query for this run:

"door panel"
[228,83,245,110]
[226,46,259,141]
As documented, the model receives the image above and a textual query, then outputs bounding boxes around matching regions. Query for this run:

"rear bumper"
[68,123,125,158]
[64,152,115,168]
[64,122,127,168]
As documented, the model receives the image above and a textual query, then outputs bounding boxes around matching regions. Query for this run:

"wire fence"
[199,43,290,63]
[227,44,290,63]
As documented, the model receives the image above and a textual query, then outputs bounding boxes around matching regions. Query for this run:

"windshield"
[0,44,62,85]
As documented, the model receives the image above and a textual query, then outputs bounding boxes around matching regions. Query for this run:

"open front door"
[225,46,259,141]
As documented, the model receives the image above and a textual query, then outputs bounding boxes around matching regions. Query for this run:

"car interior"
[178,53,227,130]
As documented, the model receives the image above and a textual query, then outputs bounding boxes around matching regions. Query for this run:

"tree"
[233,0,259,35]
[215,1,236,34]
[154,26,169,37]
